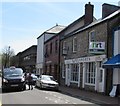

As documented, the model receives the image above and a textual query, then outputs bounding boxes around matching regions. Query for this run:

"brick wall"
[44,35,60,81]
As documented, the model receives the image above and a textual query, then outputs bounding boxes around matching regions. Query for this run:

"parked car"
[31,74,38,85]
[2,66,26,91]
[35,75,59,91]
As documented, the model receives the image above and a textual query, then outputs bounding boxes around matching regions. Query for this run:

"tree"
[1,46,15,68]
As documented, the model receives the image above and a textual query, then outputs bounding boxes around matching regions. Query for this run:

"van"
[2,67,26,91]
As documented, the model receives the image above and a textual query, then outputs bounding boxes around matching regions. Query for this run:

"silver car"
[35,75,59,91]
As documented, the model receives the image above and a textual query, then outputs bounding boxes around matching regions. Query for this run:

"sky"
[0,0,119,55]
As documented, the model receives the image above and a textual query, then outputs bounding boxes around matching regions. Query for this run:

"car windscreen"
[42,76,55,81]
[3,68,23,77]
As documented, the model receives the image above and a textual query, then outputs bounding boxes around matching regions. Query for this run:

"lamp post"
[8,46,10,67]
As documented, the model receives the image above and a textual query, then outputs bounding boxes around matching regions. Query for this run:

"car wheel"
[35,82,37,88]
[40,83,42,89]
[2,88,6,93]
[23,85,26,90]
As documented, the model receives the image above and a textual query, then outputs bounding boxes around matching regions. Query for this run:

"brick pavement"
[59,86,120,105]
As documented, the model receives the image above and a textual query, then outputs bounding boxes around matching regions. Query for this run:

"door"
[65,64,71,86]
[98,68,105,92]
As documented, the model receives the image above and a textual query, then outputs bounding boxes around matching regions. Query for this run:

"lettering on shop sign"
[89,42,105,54]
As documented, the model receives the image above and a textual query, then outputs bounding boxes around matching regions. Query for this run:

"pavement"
[59,85,120,105]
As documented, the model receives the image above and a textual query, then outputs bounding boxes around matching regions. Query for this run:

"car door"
[36,77,41,87]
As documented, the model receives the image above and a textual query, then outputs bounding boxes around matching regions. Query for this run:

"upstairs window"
[62,41,67,55]
[55,40,58,53]
[89,30,96,42]
[73,37,77,52]
[45,44,48,57]
[50,42,52,54]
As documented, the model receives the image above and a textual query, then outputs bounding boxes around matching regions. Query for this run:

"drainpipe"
[106,20,113,95]
[58,37,61,85]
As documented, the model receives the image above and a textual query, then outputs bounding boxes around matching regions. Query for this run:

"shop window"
[85,62,96,85]
[62,64,66,78]
[73,37,77,52]
[71,64,79,82]
[100,69,103,82]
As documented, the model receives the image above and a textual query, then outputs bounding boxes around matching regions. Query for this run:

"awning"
[102,54,120,68]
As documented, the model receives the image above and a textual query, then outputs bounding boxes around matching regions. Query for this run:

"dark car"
[2,67,26,91]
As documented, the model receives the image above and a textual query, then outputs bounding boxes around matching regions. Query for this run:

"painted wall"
[36,34,44,66]
[113,27,120,84]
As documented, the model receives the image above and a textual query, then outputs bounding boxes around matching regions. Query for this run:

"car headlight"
[41,82,48,85]
[55,84,58,86]
[21,78,25,82]
[3,79,8,83]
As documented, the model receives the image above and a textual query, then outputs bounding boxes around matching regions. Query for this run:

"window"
[23,56,30,61]
[62,64,66,78]
[45,45,48,57]
[50,42,52,54]
[89,30,95,42]
[85,62,96,85]
[55,40,58,53]
[73,37,77,52]
[62,41,67,55]
[71,64,79,82]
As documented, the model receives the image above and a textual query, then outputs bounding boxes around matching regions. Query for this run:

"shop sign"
[65,55,106,64]
[89,42,105,54]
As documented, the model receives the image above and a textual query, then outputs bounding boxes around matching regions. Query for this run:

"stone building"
[16,45,37,73]
[60,3,120,95]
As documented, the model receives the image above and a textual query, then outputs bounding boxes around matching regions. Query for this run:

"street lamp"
[8,46,10,67]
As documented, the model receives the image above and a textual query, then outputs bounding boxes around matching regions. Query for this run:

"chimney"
[84,2,94,26]
[102,3,120,19]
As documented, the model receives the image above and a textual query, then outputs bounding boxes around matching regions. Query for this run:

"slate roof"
[46,25,65,34]
[72,9,120,35]
[37,25,65,39]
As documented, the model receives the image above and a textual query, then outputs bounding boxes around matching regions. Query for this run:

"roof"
[46,25,65,34]
[16,45,37,55]
[37,25,65,39]
[58,15,96,40]
[58,15,85,35]
[72,9,120,35]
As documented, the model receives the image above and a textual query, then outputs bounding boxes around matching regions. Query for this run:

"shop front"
[103,26,120,97]
[64,54,106,93]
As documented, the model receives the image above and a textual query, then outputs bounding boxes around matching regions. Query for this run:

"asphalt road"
[0,78,98,105]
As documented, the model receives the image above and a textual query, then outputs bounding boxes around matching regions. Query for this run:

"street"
[1,86,97,105]
[0,78,98,105]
